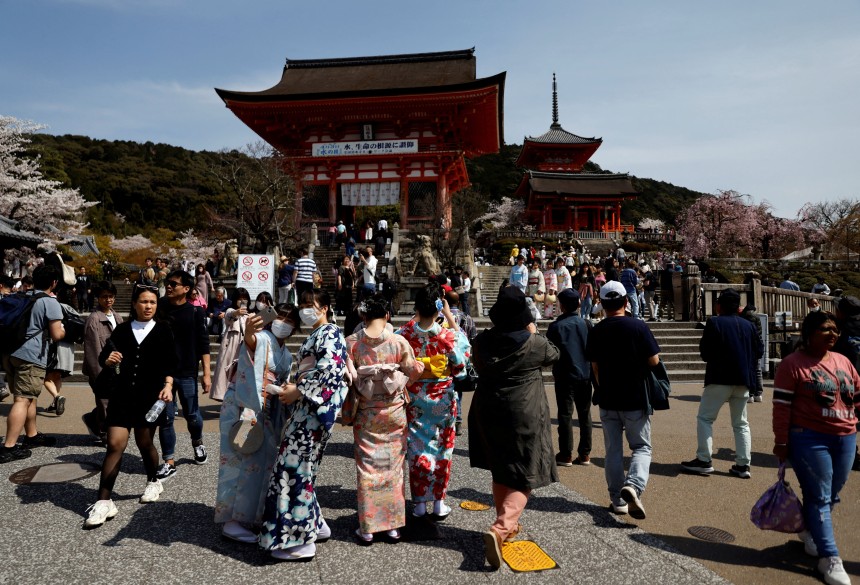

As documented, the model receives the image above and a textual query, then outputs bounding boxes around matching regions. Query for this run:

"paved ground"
[1,381,857,584]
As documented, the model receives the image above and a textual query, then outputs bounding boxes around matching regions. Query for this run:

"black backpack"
[0,291,49,355]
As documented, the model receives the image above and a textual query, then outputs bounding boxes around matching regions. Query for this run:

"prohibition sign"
[258,272,269,281]
[242,271,253,281]
[242,256,254,266]
[259,257,270,267]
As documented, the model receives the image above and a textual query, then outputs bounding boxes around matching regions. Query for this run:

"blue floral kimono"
[259,322,348,550]
[215,331,292,526]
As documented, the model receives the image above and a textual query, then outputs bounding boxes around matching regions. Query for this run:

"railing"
[700,282,837,323]
[495,230,620,241]
[709,257,860,270]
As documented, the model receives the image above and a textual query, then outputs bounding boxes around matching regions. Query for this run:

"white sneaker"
[139,479,164,503]
[222,520,257,543]
[799,530,819,557]
[610,501,629,515]
[84,500,118,527]
[747,396,755,403]
[818,556,851,585]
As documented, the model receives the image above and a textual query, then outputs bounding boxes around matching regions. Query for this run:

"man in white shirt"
[377,218,388,232]
[358,247,378,301]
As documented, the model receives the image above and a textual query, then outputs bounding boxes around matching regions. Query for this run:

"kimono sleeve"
[446,329,468,380]
[299,324,348,428]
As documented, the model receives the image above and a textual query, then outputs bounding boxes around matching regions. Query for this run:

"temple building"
[216,49,505,229]
[514,75,637,233]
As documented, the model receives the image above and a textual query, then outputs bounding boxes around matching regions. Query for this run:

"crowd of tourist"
[0,232,857,584]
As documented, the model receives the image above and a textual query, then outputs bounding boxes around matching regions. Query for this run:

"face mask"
[300,308,321,326]
[255,301,267,311]
[270,320,293,339]
[810,306,821,312]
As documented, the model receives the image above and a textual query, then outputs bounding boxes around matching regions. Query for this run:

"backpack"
[0,291,49,356]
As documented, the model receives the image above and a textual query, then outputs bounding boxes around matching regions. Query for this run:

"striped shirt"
[295,257,317,283]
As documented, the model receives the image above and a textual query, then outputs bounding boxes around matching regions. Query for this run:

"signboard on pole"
[236,254,275,301]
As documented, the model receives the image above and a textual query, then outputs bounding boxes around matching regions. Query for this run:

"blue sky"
[2,0,858,219]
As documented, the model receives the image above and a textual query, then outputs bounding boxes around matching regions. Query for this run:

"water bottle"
[144,399,167,423]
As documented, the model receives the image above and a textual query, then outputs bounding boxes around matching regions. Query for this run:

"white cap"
[599,280,627,300]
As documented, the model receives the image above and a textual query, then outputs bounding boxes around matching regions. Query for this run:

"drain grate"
[687,526,736,543]
[9,462,101,485]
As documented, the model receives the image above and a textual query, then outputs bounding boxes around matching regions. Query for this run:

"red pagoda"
[216,49,505,229]
[514,75,637,233]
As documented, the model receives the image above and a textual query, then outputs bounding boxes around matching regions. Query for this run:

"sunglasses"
[135,283,158,293]
[165,280,185,288]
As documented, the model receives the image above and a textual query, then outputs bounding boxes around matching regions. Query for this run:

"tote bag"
[750,462,804,533]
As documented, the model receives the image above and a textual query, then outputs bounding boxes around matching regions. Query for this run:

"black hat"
[717,288,741,305]
[558,288,581,306]
[490,287,535,332]
[837,295,860,317]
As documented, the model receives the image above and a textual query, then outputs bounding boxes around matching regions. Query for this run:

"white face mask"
[270,320,293,339]
[255,301,267,311]
[299,307,321,327]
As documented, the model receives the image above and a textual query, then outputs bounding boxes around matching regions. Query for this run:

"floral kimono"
[215,330,291,526]
[344,329,423,534]
[555,265,573,292]
[526,268,545,299]
[260,323,348,551]
[543,268,559,319]
[396,320,468,504]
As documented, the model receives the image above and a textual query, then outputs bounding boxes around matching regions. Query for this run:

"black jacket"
[546,312,591,382]
[700,314,763,391]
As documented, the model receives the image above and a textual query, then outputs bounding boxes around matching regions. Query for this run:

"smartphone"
[258,305,278,326]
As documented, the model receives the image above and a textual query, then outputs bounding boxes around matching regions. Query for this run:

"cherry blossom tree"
[638,217,665,232]
[798,198,860,260]
[0,116,96,244]
[476,196,525,231]
[750,202,805,259]
[108,234,155,254]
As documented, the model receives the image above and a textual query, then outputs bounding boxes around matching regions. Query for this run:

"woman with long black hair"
[84,284,177,528]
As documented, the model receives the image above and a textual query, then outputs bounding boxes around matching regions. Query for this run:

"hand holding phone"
[258,305,278,326]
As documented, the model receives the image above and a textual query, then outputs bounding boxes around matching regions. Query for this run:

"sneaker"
[271,542,315,561]
[729,464,751,479]
[45,401,56,412]
[818,556,851,585]
[54,395,66,416]
[610,501,629,515]
[139,479,163,503]
[555,453,573,467]
[23,432,57,447]
[155,462,176,481]
[84,500,118,528]
[82,412,101,438]
[194,444,208,464]
[0,444,32,464]
[754,395,763,403]
[681,458,714,474]
[799,530,819,557]
[0,386,10,401]
[574,455,592,466]
[747,396,755,404]
[221,520,257,543]
[482,528,503,570]
[620,485,646,519]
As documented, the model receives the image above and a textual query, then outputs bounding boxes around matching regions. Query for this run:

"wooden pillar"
[399,176,409,229]
[328,180,337,225]
[573,207,579,231]
[615,202,621,231]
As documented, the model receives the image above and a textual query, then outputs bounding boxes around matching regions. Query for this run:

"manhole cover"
[687,526,735,543]
[460,500,491,511]
[9,462,101,485]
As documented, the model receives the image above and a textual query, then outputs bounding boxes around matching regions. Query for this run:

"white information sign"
[312,140,418,157]
[236,254,275,301]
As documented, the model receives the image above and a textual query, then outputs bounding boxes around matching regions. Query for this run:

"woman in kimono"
[345,294,424,544]
[215,304,298,543]
[210,288,252,401]
[542,263,559,320]
[575,265,596,320]
[397,282,467,520]
[468,287,560,569]
[526,259,545,301]
[260,289,348,562]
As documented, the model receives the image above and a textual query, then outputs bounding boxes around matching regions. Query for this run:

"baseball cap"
[599,280,626,300]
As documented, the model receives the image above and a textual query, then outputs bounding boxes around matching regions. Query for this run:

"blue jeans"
[600,408,651,505]
[580,295,593,319]
[626,292,640,319]
[789,427,856,558]
[158,376,204,461]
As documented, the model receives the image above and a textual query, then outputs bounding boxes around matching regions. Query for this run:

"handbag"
[750,462,804,533]
[453,361,479,393]
[61,304,86,344]
[533,291,546,303]
[229,415,265,455]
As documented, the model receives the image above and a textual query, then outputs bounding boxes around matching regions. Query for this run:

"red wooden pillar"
[399,175,409,228]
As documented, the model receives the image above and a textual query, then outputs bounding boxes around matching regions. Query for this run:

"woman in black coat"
[84,285,177,528]
[469,287,559,569]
